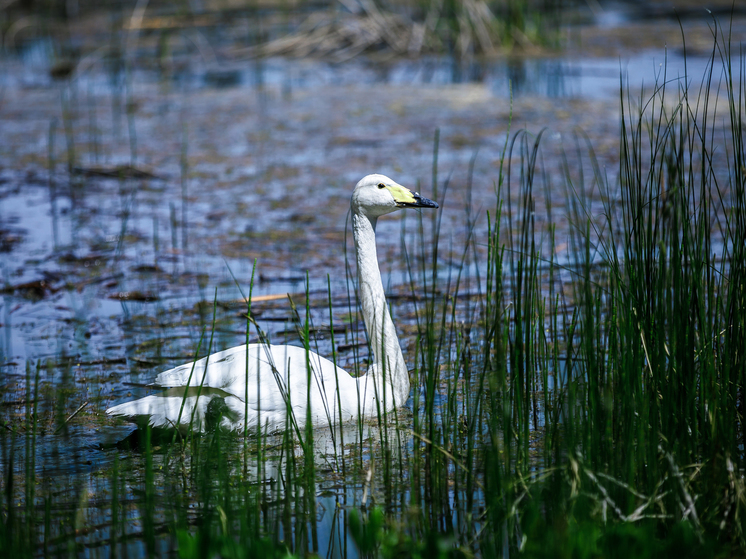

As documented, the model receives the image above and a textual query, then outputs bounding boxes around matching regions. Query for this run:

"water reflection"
[5,30,733,105]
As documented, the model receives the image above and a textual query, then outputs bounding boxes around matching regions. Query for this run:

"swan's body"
[106,174,438,433]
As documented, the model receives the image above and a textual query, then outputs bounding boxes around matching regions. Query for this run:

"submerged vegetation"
[2,3,746,558]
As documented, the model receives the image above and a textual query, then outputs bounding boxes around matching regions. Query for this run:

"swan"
[106,174,438,433]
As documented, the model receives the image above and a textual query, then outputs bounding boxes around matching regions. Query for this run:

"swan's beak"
[388,184,439,209]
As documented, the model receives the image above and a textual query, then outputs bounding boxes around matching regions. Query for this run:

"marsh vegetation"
[1,1,746,557]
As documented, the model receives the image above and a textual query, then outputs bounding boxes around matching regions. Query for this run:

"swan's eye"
[377,183,386,189]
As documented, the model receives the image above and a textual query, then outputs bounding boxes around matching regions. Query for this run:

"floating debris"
[1,276,62,299]
[57,252,108,267]
[55,357,127,367]
[259,273,306,283]
[203,69,242,89]
[0,227,24,252]
[72,165,162,180]
[131,264,163,273]
[49,59,76,80]
[108,291,159,302]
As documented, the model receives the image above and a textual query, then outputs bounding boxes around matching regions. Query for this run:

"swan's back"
[107,343,370,432]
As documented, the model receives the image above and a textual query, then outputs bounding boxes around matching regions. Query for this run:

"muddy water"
[1,3,745,554]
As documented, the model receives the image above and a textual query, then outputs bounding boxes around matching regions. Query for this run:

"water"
[1,3,745,555]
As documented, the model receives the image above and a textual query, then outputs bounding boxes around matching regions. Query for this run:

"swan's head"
[352,174,438,218]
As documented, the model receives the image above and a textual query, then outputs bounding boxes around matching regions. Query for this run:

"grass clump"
[389,19,746,559]
[508,27,743,559]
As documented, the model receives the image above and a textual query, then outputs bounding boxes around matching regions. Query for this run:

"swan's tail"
[106,389,241,433]
[106,394,186,431]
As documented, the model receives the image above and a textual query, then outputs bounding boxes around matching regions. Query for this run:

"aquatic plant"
[1,13,745,559]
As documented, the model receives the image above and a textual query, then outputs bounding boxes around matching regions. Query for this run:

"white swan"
[106,174,438,433]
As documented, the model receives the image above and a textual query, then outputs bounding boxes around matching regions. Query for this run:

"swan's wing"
[270,345,362,426]
[151,343,344,406]
[106,386,287,433]
[106,387,242,432]
[108,343,358,432]
[153,344,255,396]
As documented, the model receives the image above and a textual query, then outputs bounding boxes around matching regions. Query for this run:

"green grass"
[349,19,746,556]
[2,18,746,559]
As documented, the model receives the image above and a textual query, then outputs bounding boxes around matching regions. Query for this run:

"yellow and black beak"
[386,184,439,209]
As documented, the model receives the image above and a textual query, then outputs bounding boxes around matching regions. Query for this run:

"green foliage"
[177,528,296,559]
[349,507,472,559]
[599,522,716,559]
[516,515,720,559]
[349,508,384,556]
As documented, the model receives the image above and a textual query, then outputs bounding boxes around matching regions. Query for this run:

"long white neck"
[352,211,409,408]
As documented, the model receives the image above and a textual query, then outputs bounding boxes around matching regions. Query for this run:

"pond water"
[1,2,744,555]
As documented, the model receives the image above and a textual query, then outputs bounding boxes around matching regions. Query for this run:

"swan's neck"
[352,212,409,407]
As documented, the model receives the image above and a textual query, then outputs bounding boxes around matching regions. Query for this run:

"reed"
[2,19,746,559]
